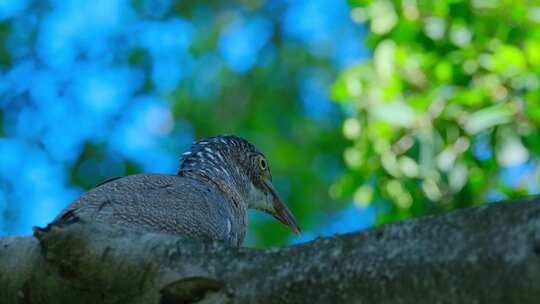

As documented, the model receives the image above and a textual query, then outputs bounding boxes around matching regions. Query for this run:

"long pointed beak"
[264,180,301,236]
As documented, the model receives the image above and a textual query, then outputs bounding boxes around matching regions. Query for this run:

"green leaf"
[453,87,486,107]
[372,101,416,128]
[526,39,540,67]
[434,60,453,82]
[465,104,514,134]
[490,45,527,77]
[331,76,351,103]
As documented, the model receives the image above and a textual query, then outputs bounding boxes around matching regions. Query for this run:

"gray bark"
[1,198,540,304]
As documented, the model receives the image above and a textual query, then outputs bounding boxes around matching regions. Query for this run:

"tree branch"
[2,199,540,303]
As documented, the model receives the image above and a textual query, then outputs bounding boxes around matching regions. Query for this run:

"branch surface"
[1,199,540,304]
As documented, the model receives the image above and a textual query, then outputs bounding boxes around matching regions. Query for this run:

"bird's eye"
[258,157,267,170]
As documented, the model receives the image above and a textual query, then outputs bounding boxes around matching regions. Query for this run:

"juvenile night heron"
[53,135,301,246]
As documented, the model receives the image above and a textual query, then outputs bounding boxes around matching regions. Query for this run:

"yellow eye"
[258,157,267,170]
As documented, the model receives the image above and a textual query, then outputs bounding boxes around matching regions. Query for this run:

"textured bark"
[1,198,540,304]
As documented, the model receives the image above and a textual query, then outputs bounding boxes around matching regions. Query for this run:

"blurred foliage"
[333,0,540,223]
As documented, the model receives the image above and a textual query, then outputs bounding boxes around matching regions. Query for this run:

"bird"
[52,135,301,246]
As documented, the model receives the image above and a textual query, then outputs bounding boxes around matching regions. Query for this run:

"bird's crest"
[178,135,260,175]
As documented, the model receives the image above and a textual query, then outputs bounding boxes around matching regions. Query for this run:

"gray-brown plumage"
[53,135,301,246]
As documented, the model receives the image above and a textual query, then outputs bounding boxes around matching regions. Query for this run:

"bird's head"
[179,135,301,235]
[243,151,302,236]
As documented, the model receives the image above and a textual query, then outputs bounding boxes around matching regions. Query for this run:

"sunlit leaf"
[436,147,457,172]
[344,147,363,168]
[464,104,514,134]
[435,61,453,82]
[381,151,401,177]
[353,184,374,208]
[422,178,442,201]
[372,101,416,127]
[453,87,486,107]
[331,76,352,102]
[374,39,396,80]
[525,40,540,67]
[525,90,540,123]
[496,132,529,167]
[448,161,468,192]
[398,156,419,177]
[368,0,398,34]
[343,118,362,139]
[490,45,527,77]
[449,22,472,47]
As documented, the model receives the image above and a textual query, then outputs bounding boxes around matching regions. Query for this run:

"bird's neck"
[179,163,249,242]
[181,163,251,204]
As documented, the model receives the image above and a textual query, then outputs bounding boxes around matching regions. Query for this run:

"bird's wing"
[54,173,234,244]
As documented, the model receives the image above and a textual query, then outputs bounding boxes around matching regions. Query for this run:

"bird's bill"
[264,180,302,236]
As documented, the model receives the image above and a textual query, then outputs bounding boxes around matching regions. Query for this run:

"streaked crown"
[178,135,266,180]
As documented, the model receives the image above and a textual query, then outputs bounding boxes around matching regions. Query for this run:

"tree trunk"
[1,199,540,304]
